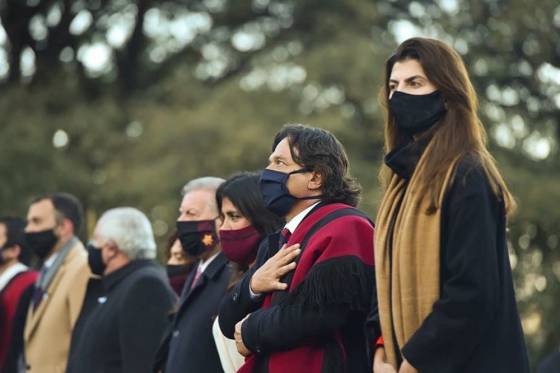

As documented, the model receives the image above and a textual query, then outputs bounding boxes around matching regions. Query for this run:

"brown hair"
[379,37,516,215]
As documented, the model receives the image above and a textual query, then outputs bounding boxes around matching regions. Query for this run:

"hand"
[373,347,397,373]
[234,318,251,357]
[398,359,418,373]
[374,364,398,373]
[250,243,301,294]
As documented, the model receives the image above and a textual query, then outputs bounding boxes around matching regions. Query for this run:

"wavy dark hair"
[273,124,361,207]
[216,171,284,235]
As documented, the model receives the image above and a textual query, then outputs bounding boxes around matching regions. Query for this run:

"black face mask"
[389,90,447,136]
[25,229,58,261]
[176,220,219,258]
[166,264,190,278]
[87,243,106,276]
[259,168,320,217]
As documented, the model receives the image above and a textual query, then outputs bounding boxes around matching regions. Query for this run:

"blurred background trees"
[0,0,558,368]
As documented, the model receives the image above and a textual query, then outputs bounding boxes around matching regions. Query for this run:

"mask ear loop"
[287,167,312,176]
[287,168,325,201]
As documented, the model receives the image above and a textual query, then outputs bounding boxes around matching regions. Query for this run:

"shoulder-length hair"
[274,124,362,207]
[379,37,516,215]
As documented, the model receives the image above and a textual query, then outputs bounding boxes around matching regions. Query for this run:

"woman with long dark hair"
[213,172,283,373]
[373,38,529,373]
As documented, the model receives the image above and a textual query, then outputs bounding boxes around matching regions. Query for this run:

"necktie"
[278,228,292,249]
[31,286,44,312]
[190,268,203,290]
[271,228,294,302]
[32,266,48,311]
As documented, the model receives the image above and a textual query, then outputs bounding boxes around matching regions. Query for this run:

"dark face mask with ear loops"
[259,168,321,218]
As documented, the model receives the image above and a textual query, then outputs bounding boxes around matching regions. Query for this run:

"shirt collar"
[197,251,221,274]
[284,202,321,234]
[44,252,59,268]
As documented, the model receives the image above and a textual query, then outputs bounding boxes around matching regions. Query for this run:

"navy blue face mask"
[259,168,320,217]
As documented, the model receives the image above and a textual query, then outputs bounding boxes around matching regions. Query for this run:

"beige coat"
[24,241,91,373]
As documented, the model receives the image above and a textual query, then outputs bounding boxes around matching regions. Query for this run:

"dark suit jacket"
[66,260,176,373]
[164,251,231,373]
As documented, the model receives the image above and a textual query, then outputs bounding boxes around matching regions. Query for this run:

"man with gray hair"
[66,207,176,373]
[160,176,232,373]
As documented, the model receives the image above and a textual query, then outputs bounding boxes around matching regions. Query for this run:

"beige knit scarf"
[375,147,459,368]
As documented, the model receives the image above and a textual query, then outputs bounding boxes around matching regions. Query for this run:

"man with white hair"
[160,176,232,373]
[66,207,176,373]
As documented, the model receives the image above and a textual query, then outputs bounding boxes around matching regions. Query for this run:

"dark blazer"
[164,251,232,373]
[66,260,176,373]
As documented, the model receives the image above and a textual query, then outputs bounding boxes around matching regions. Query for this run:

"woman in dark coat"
[214,172,283,372]
[372,37,530,373]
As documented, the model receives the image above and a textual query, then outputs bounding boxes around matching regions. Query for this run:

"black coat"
[382,142,530,373]
[66,260,176,373]
[66,277,103,372]
[164,251,232,373]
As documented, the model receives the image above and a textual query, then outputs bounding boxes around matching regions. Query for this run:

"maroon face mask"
[219,225,262,266]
